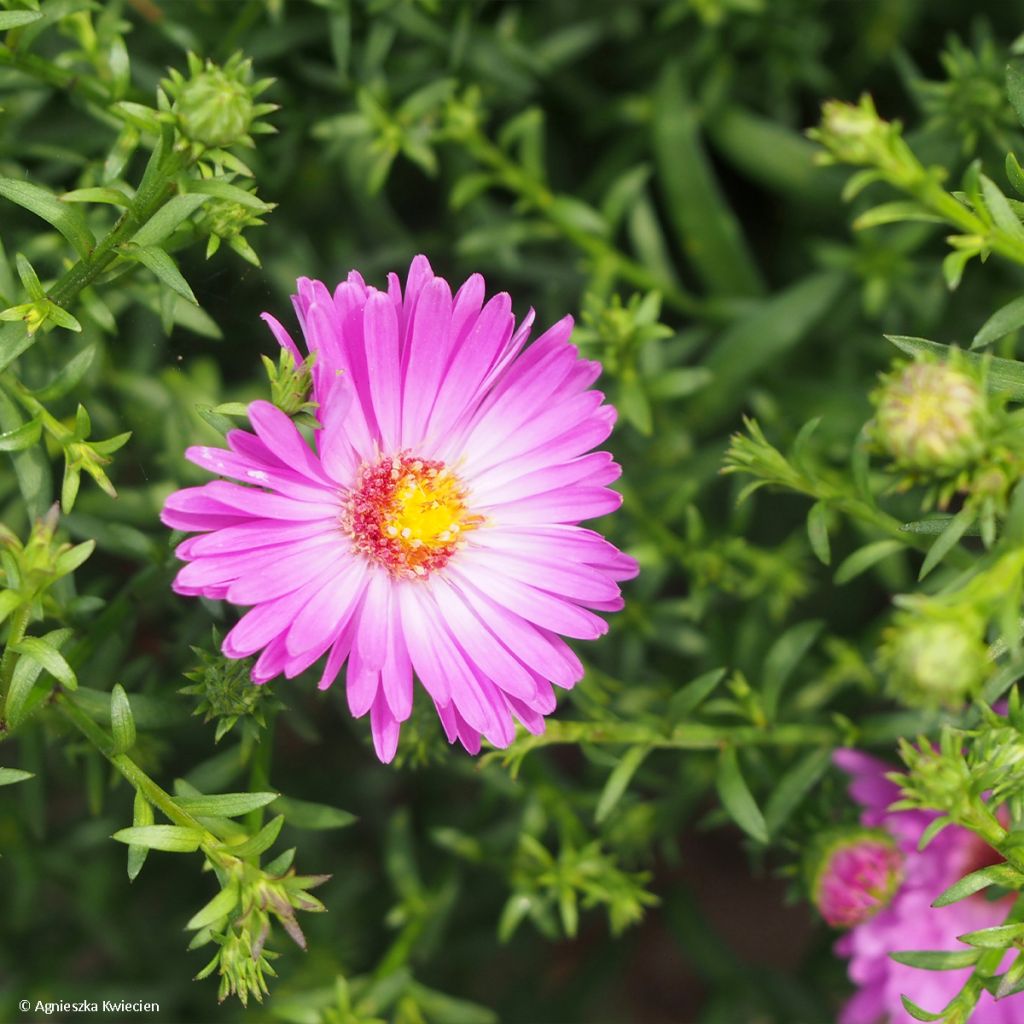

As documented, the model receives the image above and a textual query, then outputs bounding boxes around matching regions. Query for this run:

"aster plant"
[11,2,1024,1023]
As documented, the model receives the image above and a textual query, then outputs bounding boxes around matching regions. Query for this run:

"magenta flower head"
[832,750,1016,1024]
[808,828,903,928]
[162,255,638,762]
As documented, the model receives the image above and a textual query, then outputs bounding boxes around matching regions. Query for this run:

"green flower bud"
[873,359,987,474]
[164,53,275,152]
[816,97,889,165]
[880,612,989,708]
[178,66,253,148]
[261,349,315,419]
[180,632,283,742]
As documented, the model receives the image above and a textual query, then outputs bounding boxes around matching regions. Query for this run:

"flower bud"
[815,97,890,165]
[808,829,903,927]
[880,613,989,708]
[261,349,315,418]
[873,359,987,474]
[164,53,275,151]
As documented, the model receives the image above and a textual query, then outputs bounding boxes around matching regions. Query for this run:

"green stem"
[49,147,190,308]
[244,714,275,836]
[458,128,702,316]
[54,690,234,862]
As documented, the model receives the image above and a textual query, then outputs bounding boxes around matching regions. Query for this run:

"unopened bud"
[808,829,903,927]
[880,613,989,708]
[873,359,987,474]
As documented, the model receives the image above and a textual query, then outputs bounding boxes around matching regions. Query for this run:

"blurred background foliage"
[3,0,1024,1021]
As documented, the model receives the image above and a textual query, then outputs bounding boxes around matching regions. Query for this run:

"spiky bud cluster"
[180,633,282,742]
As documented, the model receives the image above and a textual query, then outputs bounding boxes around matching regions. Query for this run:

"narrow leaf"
[0,177,95,257]
[110,825,203,852]
[119,243,197,304]
[110,684,136,754]
[595,745,651,824]
[764,747,833,835]
[175,792,279,818]
[0,416,41,452]
[889,949,982,970]
[715,748,768,843]
[13,636,76,690]
[933,864,1022,907]
[186,883,240,931]
[972,295,1024,350]
[228,814,285,858]
[272,796,357,830]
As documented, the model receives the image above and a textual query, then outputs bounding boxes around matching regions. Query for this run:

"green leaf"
[131,193,211,247]
[110,684,136,755]
[918,506,975,580]
[13,636,77,690]
[33,345,96,402]
[853,201,944,229]
[806,501,831,566]
[272,795,357,830]
[127,791,153,881]
[175,792,279,818]
[764,747,833,836]
[0,415,40,452]
[0,390,49,517]
[184,179,272,210]
[118,243,197,304]
[715,748,768,843]
[0,177,95,257]
[932,864,1023,907]
[595,745,651,824]
[111,825,204,853]
[0,767,34,786]
[1007,152,1024,197]
[1007,59,1024,130]
[918,816,952,851]
[228,814,285,858]
[4,629,72,728]
[981,174,1024,242]
[707,105,830,203]
[762,620,822,720]
[0,11,44,28]
[889,949,982,970]
[887,335,1024,399]
[834,540,904,585]
[957,922,1024,948]
[61,187,132,207]
[652,61,762,297]
[972,295,1024,350]
[899,995,943,1022]
[186,883,240,931]
[668,667,726,720]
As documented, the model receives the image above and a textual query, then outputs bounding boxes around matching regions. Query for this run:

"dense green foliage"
[6,1,1024,1022]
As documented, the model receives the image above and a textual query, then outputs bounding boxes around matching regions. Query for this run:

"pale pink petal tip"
[163,255,636,762]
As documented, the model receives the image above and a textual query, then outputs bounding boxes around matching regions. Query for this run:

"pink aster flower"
[162,255,637,762]
[833,749,1016,1024]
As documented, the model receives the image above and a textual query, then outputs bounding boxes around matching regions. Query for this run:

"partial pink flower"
[833,749,1016,1024]
[162,255,637,762]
